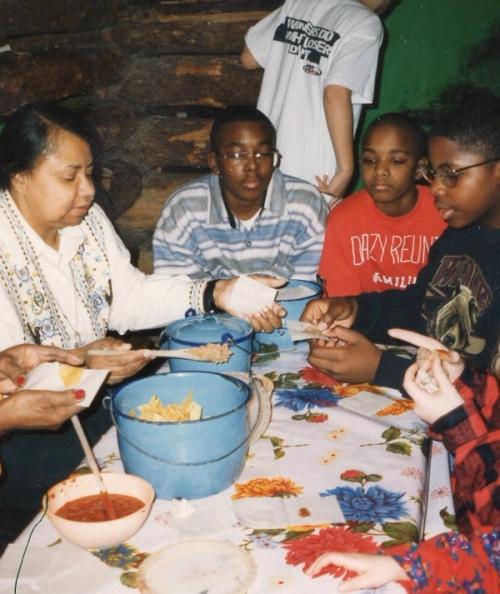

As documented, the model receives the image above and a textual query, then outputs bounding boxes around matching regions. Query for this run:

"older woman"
[0,103,283,539]
[0,102,283,383]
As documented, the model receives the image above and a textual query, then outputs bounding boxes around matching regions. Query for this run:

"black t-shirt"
[353,224,500,389]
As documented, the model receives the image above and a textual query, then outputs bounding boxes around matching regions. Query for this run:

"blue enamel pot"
[254,279,322,351]
[111,372,251,500]
[160,313,253,373]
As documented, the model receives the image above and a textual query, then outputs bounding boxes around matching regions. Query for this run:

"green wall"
[364,0,499,124]
[352,0,499,186]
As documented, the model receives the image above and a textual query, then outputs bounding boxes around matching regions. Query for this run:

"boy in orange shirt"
[319,113,446,296]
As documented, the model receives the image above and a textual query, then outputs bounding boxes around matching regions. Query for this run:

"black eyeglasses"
[422,157,499,189]
[216,149,282,168]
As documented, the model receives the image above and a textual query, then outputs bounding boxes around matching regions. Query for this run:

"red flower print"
[307,413,329,423]
[340,469,366,482]
[299,366,339,387]
[283,526,378,578]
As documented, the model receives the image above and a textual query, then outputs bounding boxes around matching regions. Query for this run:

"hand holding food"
[77,337,151,385]
[214,275,286,332]
[300,297,358,332]
[403,357,465,424]
[0,388,86,432]
[388,328,464,390]
[0,344,83,394]
[308,326,381,383]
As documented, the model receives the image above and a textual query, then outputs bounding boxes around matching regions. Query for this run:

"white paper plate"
[137,539,257,594]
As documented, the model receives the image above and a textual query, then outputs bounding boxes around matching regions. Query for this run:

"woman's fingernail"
[16,375,26,387]
[74,389,86,401]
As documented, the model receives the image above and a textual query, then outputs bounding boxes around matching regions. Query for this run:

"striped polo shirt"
[153,170,327,280]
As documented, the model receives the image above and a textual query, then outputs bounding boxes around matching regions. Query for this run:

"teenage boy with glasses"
[153,105,328,282]
[301,85,500,391]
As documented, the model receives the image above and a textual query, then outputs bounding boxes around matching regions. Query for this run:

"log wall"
[0,0,281,271]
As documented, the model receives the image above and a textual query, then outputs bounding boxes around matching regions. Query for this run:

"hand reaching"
[305,552,407,592]
[301,297,358,331]
[388,328,464,387]
[77,337,152,385]
[315,169,352,206]
[308,326,382,384]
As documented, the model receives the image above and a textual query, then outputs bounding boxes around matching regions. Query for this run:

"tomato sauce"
[56,493,144,522]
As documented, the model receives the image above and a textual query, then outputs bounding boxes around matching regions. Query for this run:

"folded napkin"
[232,494,345,529]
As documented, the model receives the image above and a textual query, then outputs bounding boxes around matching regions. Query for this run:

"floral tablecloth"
[7,343,455,594]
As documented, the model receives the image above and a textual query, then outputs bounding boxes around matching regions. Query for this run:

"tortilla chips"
[132,391,202,422]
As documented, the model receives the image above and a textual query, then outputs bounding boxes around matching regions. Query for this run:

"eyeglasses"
[216,149,282,168]
[422,157,499,189]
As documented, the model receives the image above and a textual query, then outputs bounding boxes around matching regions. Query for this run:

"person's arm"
[240,44,261,70]
[241,6,282,70]
[316,85,354,199]
[430,373,500,531]
[306,530,499,594]
[390,531,500,594]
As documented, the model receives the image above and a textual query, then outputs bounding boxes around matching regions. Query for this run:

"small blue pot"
[111,372,251,500]
[161,313,253,373]
[255,279,322,351]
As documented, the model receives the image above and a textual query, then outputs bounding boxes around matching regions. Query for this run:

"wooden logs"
[1,0,277,272]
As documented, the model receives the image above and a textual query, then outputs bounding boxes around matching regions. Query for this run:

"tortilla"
[59,364,84,387]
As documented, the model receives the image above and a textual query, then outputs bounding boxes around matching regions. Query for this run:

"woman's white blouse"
[0,202,193,350]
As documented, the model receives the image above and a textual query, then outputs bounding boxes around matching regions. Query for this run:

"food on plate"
[55,493,144,522]
[59,364,84,387]
[186,342,232,363]
[132,392,202,422]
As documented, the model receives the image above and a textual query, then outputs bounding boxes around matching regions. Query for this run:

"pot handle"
[248,375,272,444]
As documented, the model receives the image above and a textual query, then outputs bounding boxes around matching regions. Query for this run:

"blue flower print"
[320,485,408,524]
[275,388,340,412]
[482,530,500,573]
[90,291,107,313]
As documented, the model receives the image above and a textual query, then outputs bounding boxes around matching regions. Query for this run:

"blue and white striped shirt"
[153,171,327,280]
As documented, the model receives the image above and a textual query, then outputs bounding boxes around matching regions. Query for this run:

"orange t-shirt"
[319,186,447,296]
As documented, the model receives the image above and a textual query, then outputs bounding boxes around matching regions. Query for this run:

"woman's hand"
[305,552,407,592]
[403,357,465,424]
[301,297,358,331]
[307,326,381,383]
[0,344,83,394]
[213,275,287,332]
[0,388,86,432]
[75,337,152,385]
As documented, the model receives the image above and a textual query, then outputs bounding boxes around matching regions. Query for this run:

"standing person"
[301,85,500,389]
[241,0,397,204]
[306,330,500,594]
[319,113,446,297]
[153,105,328,281]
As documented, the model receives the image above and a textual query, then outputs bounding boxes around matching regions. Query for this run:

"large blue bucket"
[255,279,322,351]
[111,372,251,500]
